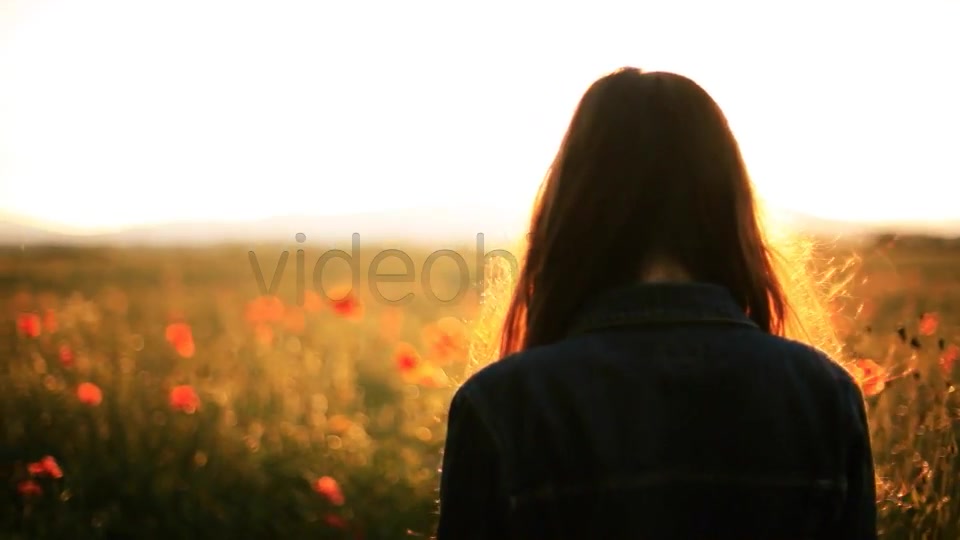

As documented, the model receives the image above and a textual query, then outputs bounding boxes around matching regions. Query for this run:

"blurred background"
[1,1,959,538]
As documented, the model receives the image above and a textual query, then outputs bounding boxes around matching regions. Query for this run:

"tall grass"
[0,237,958,538]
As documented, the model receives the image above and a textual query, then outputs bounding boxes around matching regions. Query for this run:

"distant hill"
[0,206,958,247]
[764,207,960,239]
[0,206,529,248]
[0,220,78,245]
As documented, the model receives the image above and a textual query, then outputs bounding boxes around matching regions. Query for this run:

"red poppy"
[16,313,41,338]
[313,476,345,506]
[169,385,201,414]
[324,514,347,528]
[941,344,959,376]
[417,366,448,388]
[165,322,195,358]
[59,344,75,367]
[77,382,103,406]
[847,359,887,397]
[421,317,468,364]
[919,312,940,336]
[28,456,63,479]
[329,287,364,321]
[394,342,420,372]
[17,480,42,497]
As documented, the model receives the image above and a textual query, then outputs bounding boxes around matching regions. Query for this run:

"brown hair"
[499,67,790,356]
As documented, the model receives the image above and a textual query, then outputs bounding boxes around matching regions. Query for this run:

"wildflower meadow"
[1,235,959,539]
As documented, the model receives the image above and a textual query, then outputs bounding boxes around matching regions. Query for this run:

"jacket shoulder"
[456,341,575,396]
[451,342,573,423]
[760,333,862,392]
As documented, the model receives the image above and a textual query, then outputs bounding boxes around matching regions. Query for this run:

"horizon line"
[2,206,960,238]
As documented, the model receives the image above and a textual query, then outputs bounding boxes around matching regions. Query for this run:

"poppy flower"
[941,344,959,376]
[919,312,939,336]
[169,385,201,414]
[847,359,887,397]
[28,456,63,479]
[165,322,195,358]
[77,382,103,406]
[16,313,41,338]
[417,365,448,388]
[323,514,347,528]
[421,317,468,364]
[313,476,345,506]
[41,455,63,478]
[59,344,74,367]
[394,342,420,373]
[17,480,42,497]
[328,286,364,321]
[326,414,353,434]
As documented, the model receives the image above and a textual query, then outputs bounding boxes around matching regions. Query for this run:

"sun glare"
[0,2,958,234]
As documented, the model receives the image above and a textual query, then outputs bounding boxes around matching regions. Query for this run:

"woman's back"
[438,282,875,539]
[436,67,877,539]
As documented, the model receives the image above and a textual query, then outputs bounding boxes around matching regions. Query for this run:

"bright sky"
[0,1,958,234]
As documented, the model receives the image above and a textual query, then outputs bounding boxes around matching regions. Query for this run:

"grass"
[0,236,958,539]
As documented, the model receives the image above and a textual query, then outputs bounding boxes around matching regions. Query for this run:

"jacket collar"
[568,282,760,337]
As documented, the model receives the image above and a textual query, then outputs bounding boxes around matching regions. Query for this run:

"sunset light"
[1,1,958,234]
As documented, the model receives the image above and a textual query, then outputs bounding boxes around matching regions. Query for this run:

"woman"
[436,68,877,539]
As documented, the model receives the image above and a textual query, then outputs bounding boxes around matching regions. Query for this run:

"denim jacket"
[437,282,877,539]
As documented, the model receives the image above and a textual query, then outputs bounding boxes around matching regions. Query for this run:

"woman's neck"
[639,260,693,283]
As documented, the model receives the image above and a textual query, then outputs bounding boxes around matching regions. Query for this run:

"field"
[1,236,959,539]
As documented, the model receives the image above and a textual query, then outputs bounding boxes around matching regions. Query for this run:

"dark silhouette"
[437,68,877,539]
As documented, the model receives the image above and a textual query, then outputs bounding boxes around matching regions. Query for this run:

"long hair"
[498,67,791,357]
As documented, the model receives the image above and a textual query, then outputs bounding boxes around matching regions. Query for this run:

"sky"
[0,0,958,234]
